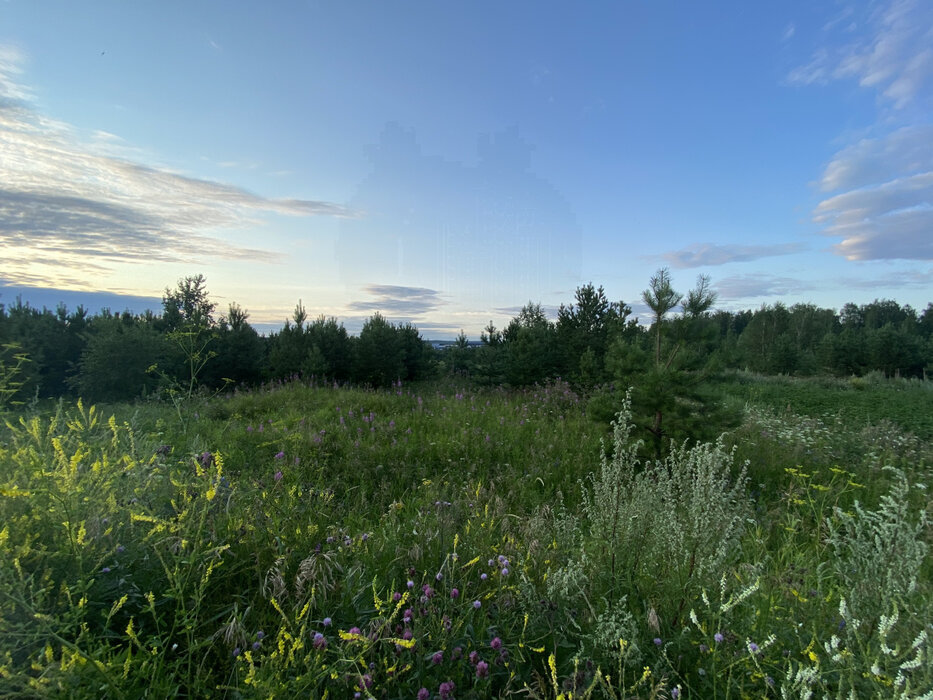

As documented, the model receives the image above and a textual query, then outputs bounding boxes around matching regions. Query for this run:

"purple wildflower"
[480,573,488,581]
[476,660,489,678]
[101,566,111,574]
[252,641,261,651]
[274,470,283,482]
[450,588,459,599]
[348,627,361,635]
[490,637,502,651]
[748,642,759,653]
[313,632,327,650]
[654,637,663,646]
[274,451,285,460]
[469,651,479,666]
[393,591,402,602]
[256,630,265,640]
[418,689,430,700]
[714,632,724,643]
[473,600,481,609]
[438,681,455,700]
[322,617,332,627]
[432,651,443,665]
[501,567,509,576]
[232,647,241,657]
[407,580,415,589]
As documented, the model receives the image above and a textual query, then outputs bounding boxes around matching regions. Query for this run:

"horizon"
[2,1,931,340]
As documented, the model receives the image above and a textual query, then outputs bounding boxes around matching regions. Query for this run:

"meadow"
[0,375,930,698]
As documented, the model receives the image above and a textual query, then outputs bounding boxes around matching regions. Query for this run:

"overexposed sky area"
[1,1,931,337]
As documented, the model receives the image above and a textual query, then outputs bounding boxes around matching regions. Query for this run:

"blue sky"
[1,0,930,337]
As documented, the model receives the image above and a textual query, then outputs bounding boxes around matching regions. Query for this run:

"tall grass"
[0,376,930,697]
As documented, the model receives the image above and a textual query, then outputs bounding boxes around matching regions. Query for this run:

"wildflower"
[432,651,443,665]
[476,660,489,678]
[438,681,455,699]
[452,646,463,660]
[323,617,332,627]
[473,600,481,609]
[671,688,680,699]
[498,555,508,565]
[252,641,261,651]
[402,629,413,641]
[490,637,502,650]
[698,668,706,676]
[393,592,402,602]
[274,470,283,482]
[714,632,724,643]
[403,609,413,623]
[423,585,434,599]
[407,580,415,589]
[274,451,285,460]
[748,642,759,653]
[436,572,443,581]
[418,689,430,700]
[101,567,111,574]
[481,573,488,581]
[501,567,509,576]
[699,644,708,653]
[469,651,479,665]
[256,630,265,640]
[654,638,662,646]
[233,647,241,657]
[313,633,327,650]
[488,559,495,567]
[450,588,459,599]
[349,627,361,635]
[116,545,125,553]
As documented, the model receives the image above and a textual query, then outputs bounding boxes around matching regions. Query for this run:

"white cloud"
[788,0,933,108]
[814,128,933,261]
[0,45,351,288]
[715,274,816,301]
[662,242,807,268]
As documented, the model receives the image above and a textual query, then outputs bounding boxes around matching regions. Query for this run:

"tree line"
[1,273,931,409]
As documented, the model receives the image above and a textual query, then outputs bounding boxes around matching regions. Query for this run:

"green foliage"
[0,364,931,696]
[0,343,29,410]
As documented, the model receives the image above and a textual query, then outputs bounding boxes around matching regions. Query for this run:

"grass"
[0,375,930,698]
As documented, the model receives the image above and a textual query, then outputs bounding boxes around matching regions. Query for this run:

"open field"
[1,377,930,698]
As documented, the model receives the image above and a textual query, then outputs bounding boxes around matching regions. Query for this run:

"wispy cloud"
[715,274,815,301]
[789,1,933,262]
[0,45,351,288]
[347,284,446,316]
[662,242,807,268]
[787,0,933,108]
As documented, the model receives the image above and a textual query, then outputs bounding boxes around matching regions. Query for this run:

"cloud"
[662,242,807,268]
[781,23,796,42]
[715,274,816,301]
[819,125,933,191]
[787,0,933,108]
[347,284,446,316]
[788,2,933,262]
[837,267,933,290]
[0,45,350,286]
[814,131,933,261]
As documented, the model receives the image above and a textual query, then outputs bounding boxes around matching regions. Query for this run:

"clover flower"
[450,588,459,599]
[476,660,489,678]
[313,633,327,650]
[274,451,285,460]
[432,651,443,665]
[490,637,502,650]
[418,689,430,700]
[274,470,283,482]
[438,681,455,699]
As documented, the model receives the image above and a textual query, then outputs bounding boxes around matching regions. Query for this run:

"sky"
[1,0,931,338]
